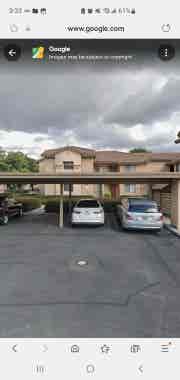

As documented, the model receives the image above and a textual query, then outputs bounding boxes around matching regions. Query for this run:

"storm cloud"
[104,78,180,126]
[0,63,179,157]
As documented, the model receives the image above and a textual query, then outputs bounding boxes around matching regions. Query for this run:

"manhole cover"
[76,260,88,267]
[69,256,100,272]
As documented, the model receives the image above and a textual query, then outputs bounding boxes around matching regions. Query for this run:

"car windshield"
[129,203,158,213]
[76,200,100,208]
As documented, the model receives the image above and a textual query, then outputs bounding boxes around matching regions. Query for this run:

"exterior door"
[111,184,119,199]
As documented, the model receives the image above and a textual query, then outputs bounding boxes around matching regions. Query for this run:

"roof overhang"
[0,172,180,185]
[167,159,180,165]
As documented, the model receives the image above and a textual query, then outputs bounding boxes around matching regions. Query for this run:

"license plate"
[143,216,154,222]
[137,216,145,221]
[138,216,149,221]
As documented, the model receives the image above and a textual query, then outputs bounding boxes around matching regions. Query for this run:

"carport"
[0,172,180,231]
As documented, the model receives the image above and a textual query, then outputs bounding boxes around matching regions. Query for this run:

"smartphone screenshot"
[0,1,180,378]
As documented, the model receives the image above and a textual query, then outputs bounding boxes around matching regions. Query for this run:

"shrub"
[45,198,122,214]
[14,196,42,212]
[103,192,111,200]
[101,200,121,213]
[45,200,61,213]
[45,199,78,213]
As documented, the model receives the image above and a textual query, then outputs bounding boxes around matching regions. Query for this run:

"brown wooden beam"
[0,172,179,185]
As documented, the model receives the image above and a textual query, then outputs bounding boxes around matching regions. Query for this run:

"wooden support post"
[59,183,64,228]
[99,184,103,200]
[148,184,153,199]
[171,180,180,232]
[68,184,72,219]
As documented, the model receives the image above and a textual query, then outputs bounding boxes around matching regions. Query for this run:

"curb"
[23,206,45,216]
[164,223,180,238]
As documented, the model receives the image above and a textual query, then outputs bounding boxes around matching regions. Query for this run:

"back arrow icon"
[139,365,143,373]
[12,344,18,352]
[9,49,16,57]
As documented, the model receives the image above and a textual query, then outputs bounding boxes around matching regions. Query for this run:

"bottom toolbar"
[0,339,178,379]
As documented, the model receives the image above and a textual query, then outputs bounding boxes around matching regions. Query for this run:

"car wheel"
[1,215,9,225]
[155,229,162,234]
[121,222,127,231]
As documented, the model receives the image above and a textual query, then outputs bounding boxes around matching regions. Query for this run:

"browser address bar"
[0,0,179,38]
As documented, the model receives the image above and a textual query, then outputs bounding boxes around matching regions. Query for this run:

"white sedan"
[71,199,105,226]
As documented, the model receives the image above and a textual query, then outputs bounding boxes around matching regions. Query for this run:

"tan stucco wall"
[55,150,81,195]
[171,180,180,231]
[39,158,55,195]
[81,157,94,172]
[39,151,97,196]
[137,162,169,197]
[81,158,96,195]
[119,165,147,196]
[138,162,168,172]
[55,150,81,172]
[39,158,55,173]
[119,184,148,197]
[119,162,169,197]
[39,153,171,198]
[43,184,56,195]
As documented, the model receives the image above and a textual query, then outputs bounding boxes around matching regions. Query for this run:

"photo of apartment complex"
[39,146,180,198]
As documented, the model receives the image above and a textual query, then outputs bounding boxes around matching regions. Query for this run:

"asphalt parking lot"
[0,210,180,337]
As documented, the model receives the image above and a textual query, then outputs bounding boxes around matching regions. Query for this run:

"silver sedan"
[117,198,163,231]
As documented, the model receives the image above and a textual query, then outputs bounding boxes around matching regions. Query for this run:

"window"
[76,200,100,208]
[125,165,136,172]
[63,161,74,170]
[64,184,73,192]
[129,202,158,213]
[124,184,136,193]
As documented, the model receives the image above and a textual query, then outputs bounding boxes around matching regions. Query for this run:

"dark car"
[0,195,23,225]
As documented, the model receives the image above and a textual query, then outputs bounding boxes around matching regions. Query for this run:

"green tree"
[0,151,9,171]
[0,150,38,172]
[129,148,151,153]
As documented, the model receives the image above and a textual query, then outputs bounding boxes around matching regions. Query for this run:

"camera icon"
[71,345,80,353]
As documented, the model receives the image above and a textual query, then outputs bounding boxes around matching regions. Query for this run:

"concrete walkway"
[164,216,180,238]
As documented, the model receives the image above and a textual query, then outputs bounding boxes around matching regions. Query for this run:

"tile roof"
[41,146,180,165]
[95,151,146,164]
[95,151,180,164]
[41,146,96,159]
[167,158,180,165]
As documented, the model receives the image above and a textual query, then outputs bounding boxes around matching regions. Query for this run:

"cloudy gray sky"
[0,62,180,158]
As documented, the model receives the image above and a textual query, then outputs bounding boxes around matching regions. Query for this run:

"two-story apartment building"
[39,146,180,198]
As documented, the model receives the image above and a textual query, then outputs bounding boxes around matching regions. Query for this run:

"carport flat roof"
[0,172,180,184]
